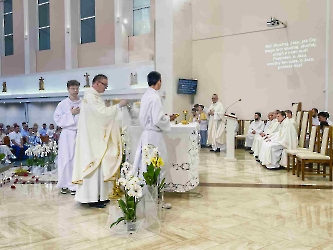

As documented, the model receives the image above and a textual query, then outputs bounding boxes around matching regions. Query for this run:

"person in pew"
[251,111,280,156]
[21,123,29,142]
[39,123,48,136]
[318,111,333,125]
[0,129,16,164]
[312,108,320,126]
[54,80,81,195]
[245,112,265,149]
[285,110,297,130]
[46,124,55,138]
[198,105,208,148]
[258,111,298,170]
[9,125,28,160]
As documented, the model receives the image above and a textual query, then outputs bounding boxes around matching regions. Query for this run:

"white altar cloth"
[126,123,199,192]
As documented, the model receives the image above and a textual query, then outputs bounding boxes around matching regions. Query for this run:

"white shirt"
[46,129,55,137]
[9,131,22,146]
[312,117,320,126]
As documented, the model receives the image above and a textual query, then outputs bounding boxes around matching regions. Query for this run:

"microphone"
[225,99,242,115]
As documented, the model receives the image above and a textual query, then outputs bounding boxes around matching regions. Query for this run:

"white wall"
[0,61,154,101]
[27,102,59,127]
[0,103,26,126]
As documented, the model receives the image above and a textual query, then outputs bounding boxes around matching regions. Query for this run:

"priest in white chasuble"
[133,71,176,179]
[72,74,127,208]
[207,94,226,152]
[259,111,298,170]
[54,80,81,195]
[251,110,280,157]
[245,112,265,148]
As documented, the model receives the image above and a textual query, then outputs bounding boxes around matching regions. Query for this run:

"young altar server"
[198,105,208,147]
[54,80,81,195]
[133,71,176,179]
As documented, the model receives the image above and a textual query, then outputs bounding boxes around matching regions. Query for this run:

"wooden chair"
[40,135,49,144]
[295,111,303,136]
[3,136,10,146]
[296,126,332,181]
[286,125,319,174]
[235,120,251,148]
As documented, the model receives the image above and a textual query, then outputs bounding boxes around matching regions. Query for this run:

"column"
[23,0,38,74]
[64,0,79,70]
[155,0,174,114]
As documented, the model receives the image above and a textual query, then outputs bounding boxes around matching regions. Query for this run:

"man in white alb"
[251,110,280,157]
[54,80,81,195]
[312,108,320,126]
[133,71,176,179]
[72,74,127,208]
[207,94,226,152]
[285,110,297,131]
[245,112,265,149]
[258,111,298,169]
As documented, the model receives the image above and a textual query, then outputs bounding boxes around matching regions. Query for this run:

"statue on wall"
[130,73,138,85]
[39,77,45,91]
[84,73,90,88]
[2,82,7,93]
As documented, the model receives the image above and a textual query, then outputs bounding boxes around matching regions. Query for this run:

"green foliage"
[110,194,138,228]
[0,153,5,161]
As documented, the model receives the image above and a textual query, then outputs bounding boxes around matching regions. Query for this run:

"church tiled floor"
[1,149,333,249]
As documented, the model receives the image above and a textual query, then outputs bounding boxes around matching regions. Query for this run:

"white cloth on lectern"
[245,120,265,147]
[133,88,171,179]
[259,118,298,168]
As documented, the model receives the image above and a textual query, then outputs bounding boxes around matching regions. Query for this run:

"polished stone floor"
[1,149,333,249]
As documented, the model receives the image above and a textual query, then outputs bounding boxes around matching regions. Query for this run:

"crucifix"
[2,82,7,93]
[39,77,45,91]
[84,73,90,88]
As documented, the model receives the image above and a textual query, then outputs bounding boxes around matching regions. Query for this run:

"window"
[38,0,50,51]
[4,0,13,56]
[133,0,150,36]
[80,0,95,44]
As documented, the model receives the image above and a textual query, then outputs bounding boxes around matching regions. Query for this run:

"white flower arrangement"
[118,162,143,199]
[25,141,58,167]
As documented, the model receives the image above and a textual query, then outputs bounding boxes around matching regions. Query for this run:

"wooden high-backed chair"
[286,125,319,174]
[296,126,332,181]
[295,111,303,136]
[235,120,251,148]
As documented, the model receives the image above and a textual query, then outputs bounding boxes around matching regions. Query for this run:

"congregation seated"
[0,129,16,164]
[245,112,264,149]
[39,123,48,136]
[318,111,333,126]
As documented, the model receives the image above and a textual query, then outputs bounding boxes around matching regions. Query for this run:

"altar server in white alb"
[54,80,81,195]
[259,111,298,170]
[245,112,265,149]
[72,74,127,208]
[285,110,297,131]
[207,94,226,152]
[133,71,176,180]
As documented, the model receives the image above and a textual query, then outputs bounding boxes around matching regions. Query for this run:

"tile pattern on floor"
[0,149,332,249]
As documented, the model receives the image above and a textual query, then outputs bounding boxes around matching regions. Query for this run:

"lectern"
[224,114,238,161]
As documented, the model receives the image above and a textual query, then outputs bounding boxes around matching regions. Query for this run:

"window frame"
[3,1,13,56]
[37,0,51,51]
[132,1,150,37]
[80,0,96,44]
